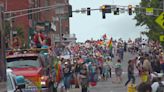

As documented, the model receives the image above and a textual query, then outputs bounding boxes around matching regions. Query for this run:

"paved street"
[89,51,140,92]
[87,47,149,92]
[70,51,143,92]
[0,82,6,92]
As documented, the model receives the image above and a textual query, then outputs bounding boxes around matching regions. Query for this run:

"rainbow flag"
[36,76,42,91]
[107,38,112,49]
[27,75,42,91]
[54,63,61,83]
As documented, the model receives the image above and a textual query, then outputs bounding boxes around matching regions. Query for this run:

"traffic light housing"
[68,5,72,17]
[87,7,91,15]
[114,8,119,15]
[128,5,132,15]
[101,5,111,13]
[101,5,111,19]
[102,12,106,19]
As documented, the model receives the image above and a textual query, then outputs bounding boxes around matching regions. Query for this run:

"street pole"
[9,17,13,48]
[59,16,62,45]
[0,5,6,82]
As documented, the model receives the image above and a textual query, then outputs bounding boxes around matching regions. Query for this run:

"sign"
[120,8,125,13]
[155,12,164,29]
[81,8,86,14]
[55,6,65,15]
[160,35,164,42]
[146,8,153,15]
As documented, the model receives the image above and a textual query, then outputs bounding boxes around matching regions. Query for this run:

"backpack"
[156,82,164,92]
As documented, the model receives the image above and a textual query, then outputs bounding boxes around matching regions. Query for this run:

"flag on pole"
[54,62,61,83]
[29,75,41,91]
[102,34,107,40]
[107,38,113,49]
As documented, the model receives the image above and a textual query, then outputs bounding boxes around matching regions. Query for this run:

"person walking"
[63,61,72,92]
[106,57,113,78]
[125,60,135,86]
[80,64,89,92]
[113,59,122,83]
[142,56,152,83]
[102,60,110,80]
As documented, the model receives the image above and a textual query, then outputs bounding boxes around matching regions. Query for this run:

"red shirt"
[33,33,45,44]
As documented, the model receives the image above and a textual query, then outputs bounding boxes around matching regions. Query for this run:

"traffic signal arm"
[87,8,91,15]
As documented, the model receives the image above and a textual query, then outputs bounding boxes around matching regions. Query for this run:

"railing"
[53,34,77,42]
[53,34,76,38]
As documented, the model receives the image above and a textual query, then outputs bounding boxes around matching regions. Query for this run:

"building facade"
[0,0,73,48]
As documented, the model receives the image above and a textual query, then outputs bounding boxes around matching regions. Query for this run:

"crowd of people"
[30,31,164,92]
[135,40,164,92]
[8,29,164,92]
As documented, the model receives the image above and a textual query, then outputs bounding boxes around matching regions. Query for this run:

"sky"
[69,0,147,42]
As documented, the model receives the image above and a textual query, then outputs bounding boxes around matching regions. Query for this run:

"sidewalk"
[69,88,81,92]
[0,82,7,92]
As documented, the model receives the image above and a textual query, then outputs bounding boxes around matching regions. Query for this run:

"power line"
[5,6,57,20]
[4,4,68,14]
[3,4,164,20]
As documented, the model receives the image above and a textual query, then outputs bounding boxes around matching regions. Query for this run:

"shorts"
[115,69,122,77]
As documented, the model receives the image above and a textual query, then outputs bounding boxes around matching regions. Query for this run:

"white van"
[7,69,25,92]
[7,69,17,92]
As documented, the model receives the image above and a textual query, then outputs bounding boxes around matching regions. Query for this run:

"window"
[45,0,50,6]
[55,0,62,3]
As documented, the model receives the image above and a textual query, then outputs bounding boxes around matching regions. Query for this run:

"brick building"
[0,0,72,47]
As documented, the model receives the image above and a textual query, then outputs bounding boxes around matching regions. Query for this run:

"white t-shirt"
[151,81,164,92]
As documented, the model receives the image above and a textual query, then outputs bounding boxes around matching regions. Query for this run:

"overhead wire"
[4,4,69,20]
[3,4,164,20]
[4,4,68,14]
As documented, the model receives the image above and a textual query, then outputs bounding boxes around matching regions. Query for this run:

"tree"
[134,0,163,42]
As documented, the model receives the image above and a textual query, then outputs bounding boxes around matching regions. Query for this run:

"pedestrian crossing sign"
[160,35,164,42]
[155,12,164,29]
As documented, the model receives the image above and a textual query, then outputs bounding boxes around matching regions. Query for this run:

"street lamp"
[54,4,70,45]
[0,5,7,83]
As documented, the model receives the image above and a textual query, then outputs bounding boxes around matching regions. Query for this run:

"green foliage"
[134,0,163,43]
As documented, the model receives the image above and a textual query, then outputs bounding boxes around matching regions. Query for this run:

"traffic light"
[114,8,119,15]
[101,5,111,13]
[128,5,132,15]
[102,12,106,19]
[68,5,72,17]
[101,5,111,19]
[87,7,91,15]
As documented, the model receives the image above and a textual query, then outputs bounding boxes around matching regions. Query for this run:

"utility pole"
[9,16,13,48]
[59,16,62,44]
[0,6,6,82]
